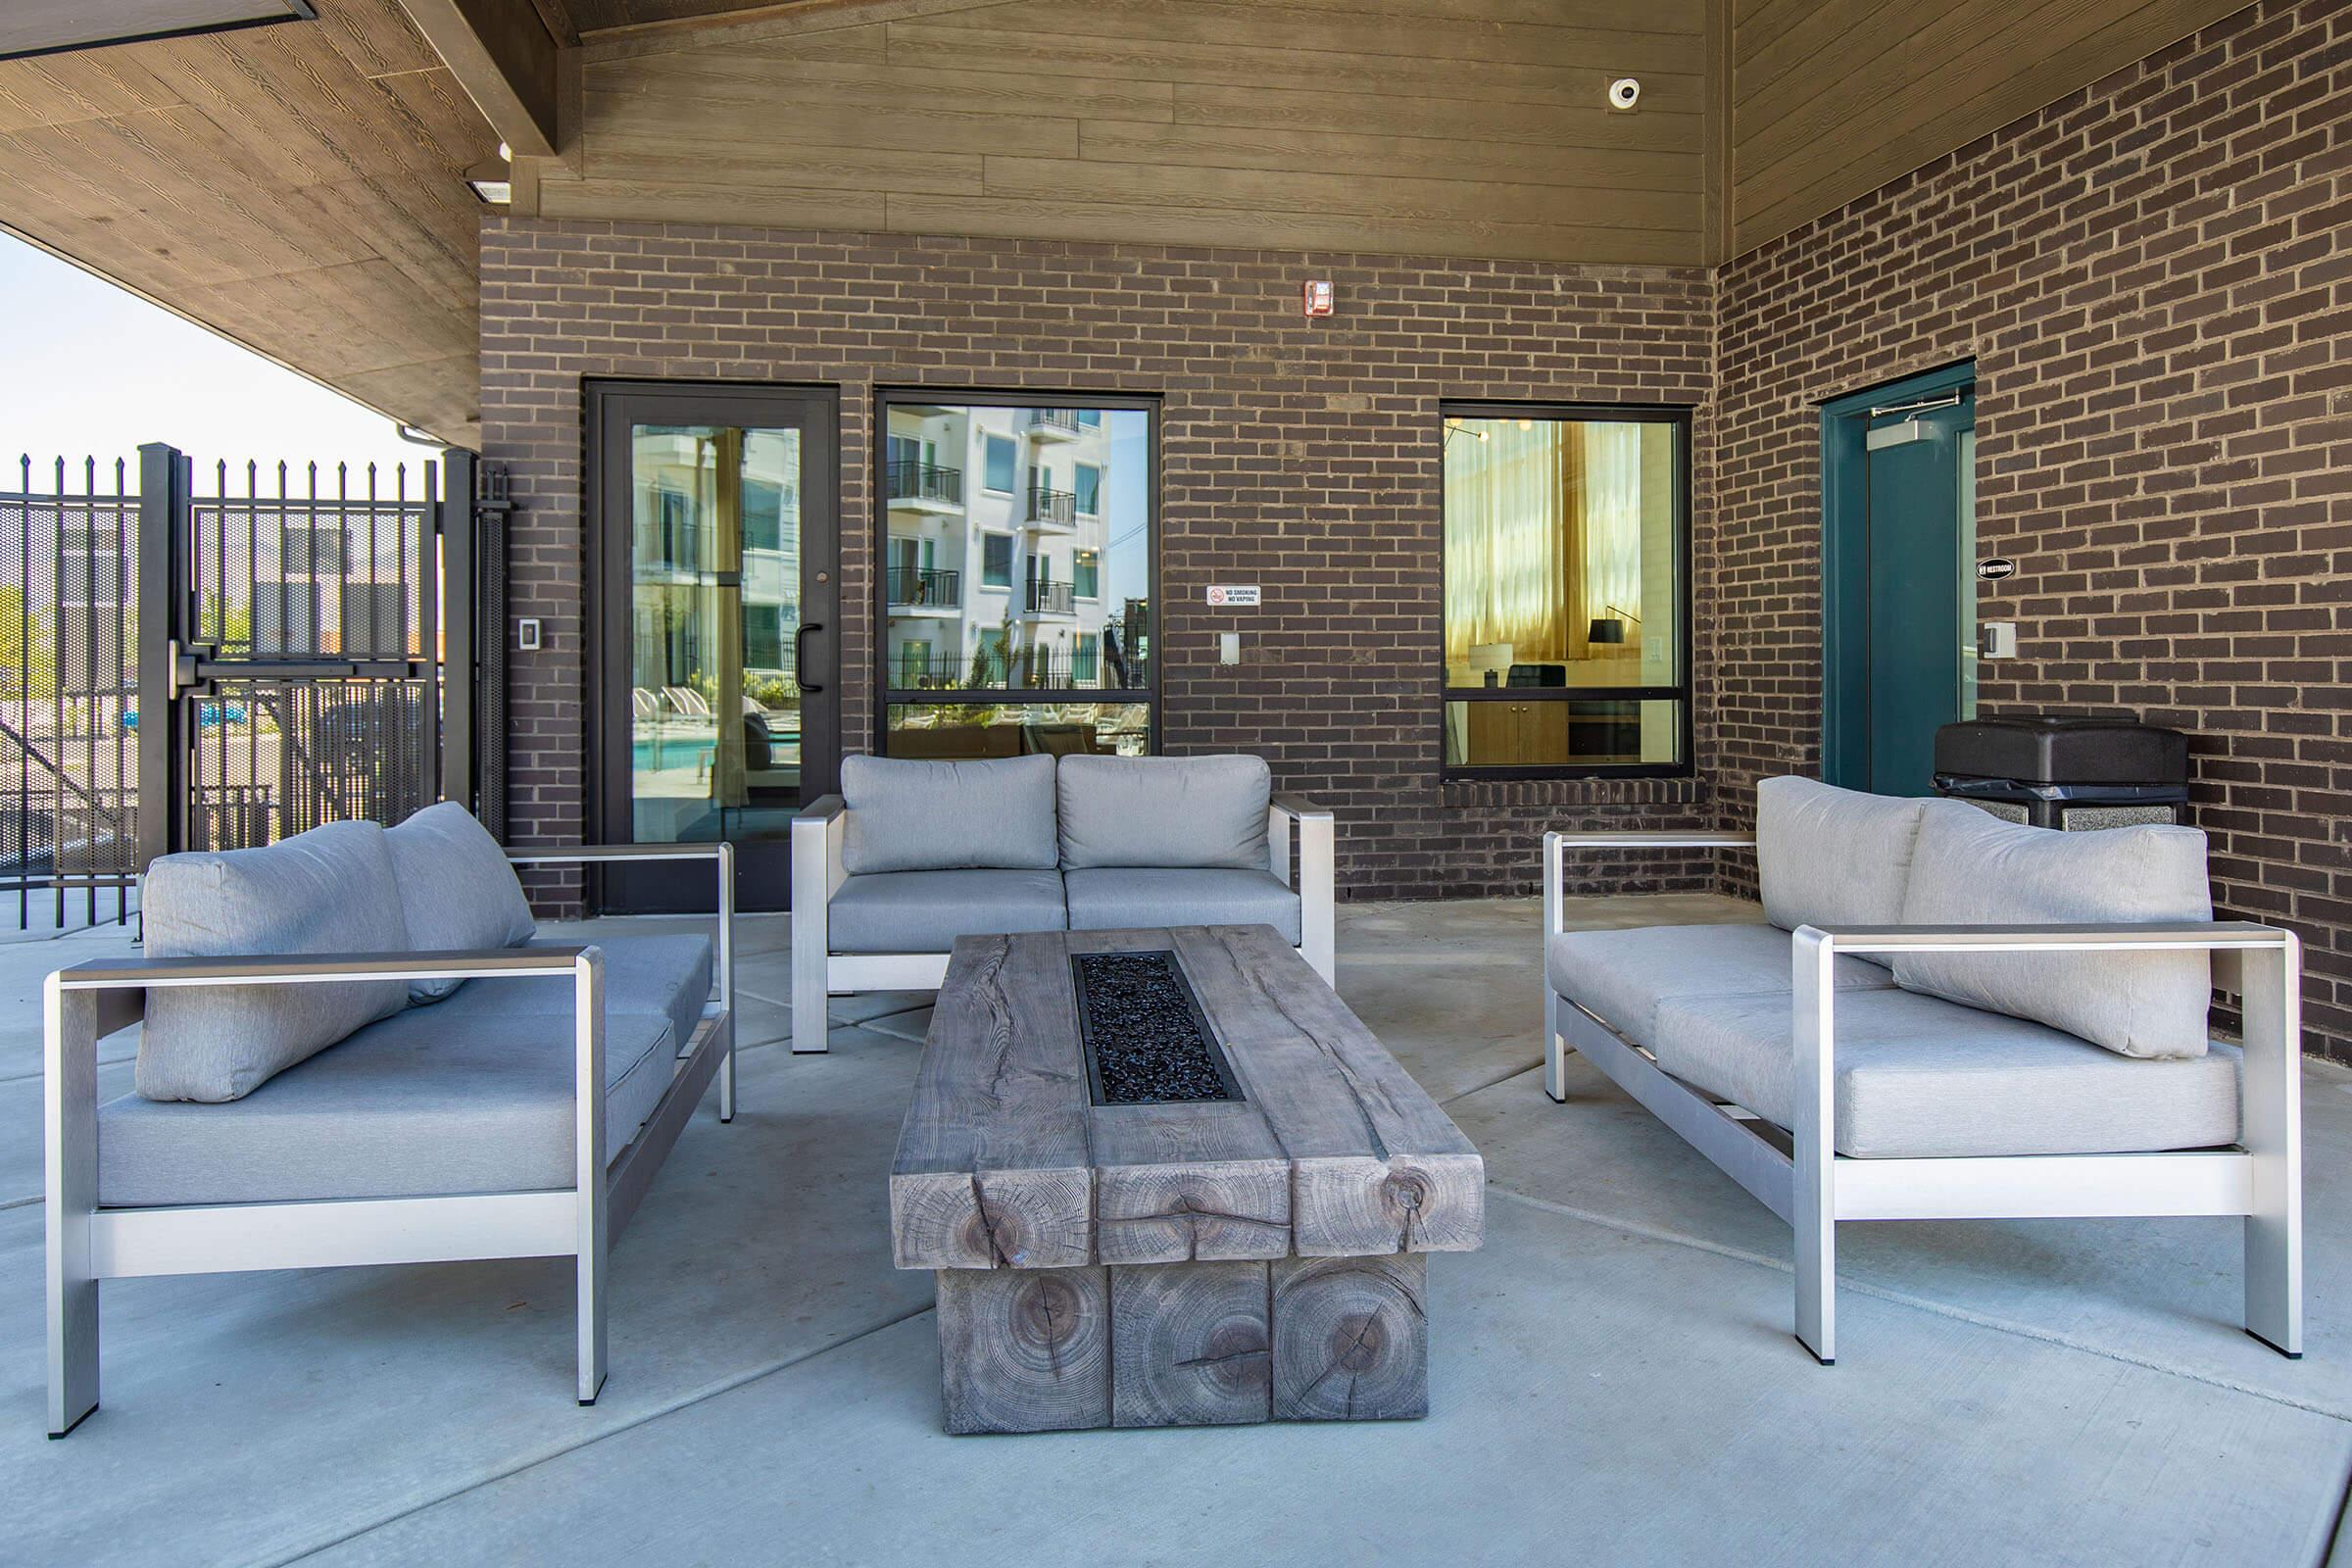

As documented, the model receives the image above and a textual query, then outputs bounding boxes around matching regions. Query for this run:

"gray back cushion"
[138,819,413,1102]
[1757,776,1930,955]
[1892,801,2214,1059]
[840,754,1058,873]
[383,802,537,1002]
[1058,755,1271,870]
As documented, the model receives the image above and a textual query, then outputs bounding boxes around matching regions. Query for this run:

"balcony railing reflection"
[884,565,960,607]
[884,460,963,506]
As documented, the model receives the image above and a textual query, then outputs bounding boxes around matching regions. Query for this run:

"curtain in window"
[1443,419,1648,669]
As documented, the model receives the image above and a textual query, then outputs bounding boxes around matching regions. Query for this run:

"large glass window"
[1441,406,1688,775]
[879,395,1156,758]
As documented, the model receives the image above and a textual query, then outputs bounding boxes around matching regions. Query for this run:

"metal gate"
[132,442,499,871]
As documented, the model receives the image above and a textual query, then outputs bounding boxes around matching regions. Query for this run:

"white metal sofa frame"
[789,794,1337,1052]
[1542,829,2303,1367]
[45,842,735,1437]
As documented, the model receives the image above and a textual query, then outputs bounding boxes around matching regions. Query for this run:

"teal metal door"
[1864,398,1973,794]
[1821,366,1976,796]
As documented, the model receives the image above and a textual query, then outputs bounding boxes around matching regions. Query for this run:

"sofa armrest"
[506,842,735,1016]
[1543,829,1756,934]
[1268,796,1336,985]
[1786,919,2302,1355]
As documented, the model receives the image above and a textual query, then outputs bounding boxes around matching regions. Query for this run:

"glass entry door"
[590,383,838,911]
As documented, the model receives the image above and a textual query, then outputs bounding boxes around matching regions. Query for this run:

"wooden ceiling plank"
[593,44,1174,122]
[884,190,1703,266]
[981,153,1699,229]
[1076,118,1701,190]
[312,0,448,77]
[586,140,984,196]
[1172,79,1700,154]
[894,3,1705,75]
[580,0,1001,63]
[0,52,185,131]
[588,88,1080,157]
[879,21,1706,104]
[537,174,889,226]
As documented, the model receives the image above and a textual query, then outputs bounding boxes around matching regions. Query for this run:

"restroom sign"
[1205,584,1261,607]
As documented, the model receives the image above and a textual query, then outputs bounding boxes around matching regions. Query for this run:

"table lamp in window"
[1469,642,1514,689]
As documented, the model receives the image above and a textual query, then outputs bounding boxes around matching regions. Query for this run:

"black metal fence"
[0,448,469,929]
[0,457,138,928]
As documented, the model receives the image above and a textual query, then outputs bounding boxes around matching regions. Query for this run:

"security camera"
[1607,77,1641,111]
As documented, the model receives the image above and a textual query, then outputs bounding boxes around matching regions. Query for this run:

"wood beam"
[397,0,564,159]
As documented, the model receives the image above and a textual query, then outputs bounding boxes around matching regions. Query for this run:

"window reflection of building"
[880,401,1153,757]
[627,424,802,846]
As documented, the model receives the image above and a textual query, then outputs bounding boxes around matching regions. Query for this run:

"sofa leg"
[47,978,100,1437]
[2241,933,2302,1357]
[791,986,828,1054]
[1543,992,1571,1102]
[47,1267,97,1438]
[718,1042,735,1123]
[576,1239,608,1406]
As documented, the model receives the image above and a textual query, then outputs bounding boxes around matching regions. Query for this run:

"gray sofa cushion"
[443,935,713,1059]
[98,1004,678,1205]
[1649,987,2240,1158]
[1063,867,1303,945]
[1547,921,1894,1047]
[137,820,413,1103]
[383,802,537,1003]
[1894,802,2214,1059]
[1057,755,1271,870]
[840,754,1057,873]
[1757,776,1930,964]
[826,868,1068,954]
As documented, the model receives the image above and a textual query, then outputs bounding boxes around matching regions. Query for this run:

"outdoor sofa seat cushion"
[1062,867,1303,945]
[1546,921,1895,1047]
[97,1005,679,1206]
[1056,754,1272,871]
[1756,775,1930,965]
[839,754,1058,874]
[136,819,414,1103]
[383,801,537,1003]
[1648,987,2241,1159]
[825,869,1068,954]
[438,935,713,1060]
[1894,802,2215,1060]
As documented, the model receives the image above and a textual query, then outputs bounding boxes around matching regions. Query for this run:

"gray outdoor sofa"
[1544,776,2302,1365]
[791,753,1334,1049]
[45,804,735,1435]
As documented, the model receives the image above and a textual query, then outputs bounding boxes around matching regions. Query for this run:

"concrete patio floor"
[4,895,2350,1566]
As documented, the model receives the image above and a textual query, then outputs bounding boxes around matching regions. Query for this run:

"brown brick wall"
[476,0,2352,1055]
[476,231,1720,910]
[1713,0,2352,1054]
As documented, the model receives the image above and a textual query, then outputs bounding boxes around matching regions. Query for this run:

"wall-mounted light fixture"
[466,154,513,207]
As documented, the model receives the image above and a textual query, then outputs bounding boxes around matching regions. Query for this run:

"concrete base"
[2,895,2347,1566]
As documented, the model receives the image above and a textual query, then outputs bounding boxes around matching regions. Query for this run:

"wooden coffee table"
[890,924,1484,1434]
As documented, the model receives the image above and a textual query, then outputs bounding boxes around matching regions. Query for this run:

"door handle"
[794,622,824,692]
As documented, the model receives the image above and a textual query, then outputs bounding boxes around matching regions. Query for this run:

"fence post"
[133,443,187,875]
[438,449,475,812]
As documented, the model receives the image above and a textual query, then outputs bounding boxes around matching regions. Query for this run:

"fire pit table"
[890,924,1485,1434]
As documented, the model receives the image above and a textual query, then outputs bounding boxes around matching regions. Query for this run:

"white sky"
[0,232,441,493]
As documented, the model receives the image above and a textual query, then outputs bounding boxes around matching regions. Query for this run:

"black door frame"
[585,379,841,912]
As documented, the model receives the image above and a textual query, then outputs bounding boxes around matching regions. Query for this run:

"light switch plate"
[516,617,542,652]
